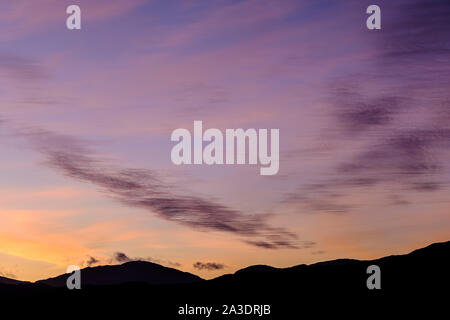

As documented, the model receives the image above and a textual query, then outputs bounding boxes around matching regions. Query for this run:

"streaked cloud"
[193,262,225,271]
[9,125,303,249]
[284,0,450,213]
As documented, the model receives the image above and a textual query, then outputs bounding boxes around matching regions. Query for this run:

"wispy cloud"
[245,239,315,250]
[0,269,17,279]
[285,0,450,213]
[113,252,131,263]
[0,0,147,41]
[79,252,182,268]
[0,52,48,81]
[8,125,304,250]
[85,256,100,267]
[193,262,225,271]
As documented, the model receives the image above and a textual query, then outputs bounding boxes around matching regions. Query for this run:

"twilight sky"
[0,0,449,281]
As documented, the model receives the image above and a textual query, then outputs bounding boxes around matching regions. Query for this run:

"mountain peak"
[0,276,29,286]
[36,260,203,287]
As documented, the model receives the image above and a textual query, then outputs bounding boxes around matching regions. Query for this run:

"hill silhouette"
[1,240,448,318]
[36,260,203,287]
[0,276,29,286]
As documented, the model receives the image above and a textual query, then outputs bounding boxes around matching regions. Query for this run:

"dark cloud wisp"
[15,127,304,250]
[193,262,225,271]
[285,0,450,213]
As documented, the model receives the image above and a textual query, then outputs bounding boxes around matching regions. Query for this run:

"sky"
[0,0,449,281]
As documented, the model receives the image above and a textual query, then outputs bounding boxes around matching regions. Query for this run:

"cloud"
[10,125,304,250]
[0,0,147,41]
[332,0,450,187]
[111,252,181,267]
[193,262,225,271]
[85,256,100,267]
[244,239,316,250]
[285,0,450,213]
[244,241,287,249]
[0,52,48,81]
[0,269,17,279]
[145,257,181,268]
[0,25,309,250]
[331,90,405,135]
[113,252,132,263]
[79,252,182,268]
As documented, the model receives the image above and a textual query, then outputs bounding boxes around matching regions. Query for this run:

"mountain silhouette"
[1,240,448,318]
[0,276,29,286]
[36,260,203,287]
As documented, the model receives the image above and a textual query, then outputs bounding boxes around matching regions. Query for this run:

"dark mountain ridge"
[1,240,448,287]
[0,276,29,286]
[36,260,203,287]
[1,240,448,318]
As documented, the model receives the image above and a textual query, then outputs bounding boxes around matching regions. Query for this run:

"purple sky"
[0,0,449,281]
